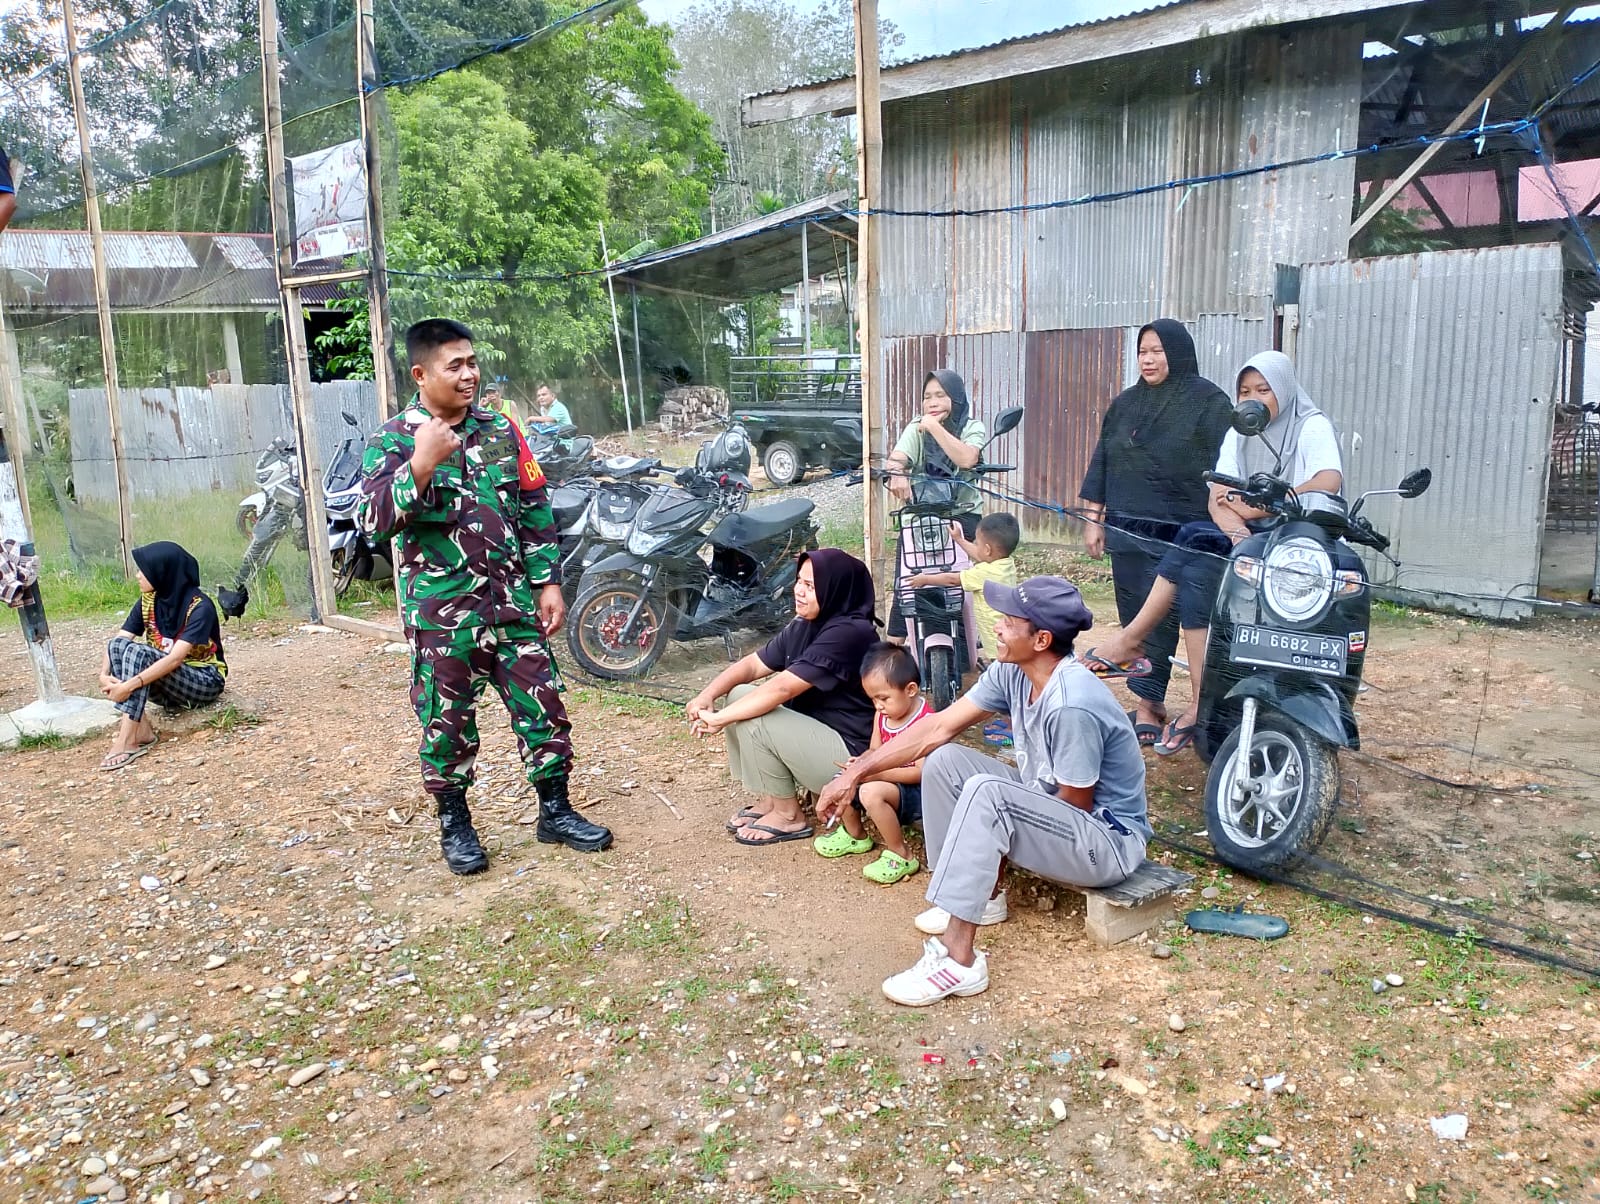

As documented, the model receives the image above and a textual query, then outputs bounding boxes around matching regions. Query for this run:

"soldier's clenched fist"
[413,417,462,471]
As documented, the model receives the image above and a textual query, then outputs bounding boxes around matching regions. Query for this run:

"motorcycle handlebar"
[1201,470,1248,492]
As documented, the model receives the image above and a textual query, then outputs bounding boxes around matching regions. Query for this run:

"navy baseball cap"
[982,576,1094,646]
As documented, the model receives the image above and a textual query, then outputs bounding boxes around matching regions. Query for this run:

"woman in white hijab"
[1082,351,1343,755]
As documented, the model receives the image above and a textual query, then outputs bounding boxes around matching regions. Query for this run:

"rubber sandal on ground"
[99,750,139,772]
[813,826,874,858]
[1081,650,1153,679]
[1153,719,1198,757]
[983,718,1014,748]
[1125,710,1164,748]
[1185,908,1290,940]
[733,821,815,847]
[724,806,764,834]
[863,850,920,884]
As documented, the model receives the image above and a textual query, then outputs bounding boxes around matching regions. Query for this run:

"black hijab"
[1079,317,1233,524]
[132,542,210,640]
[921,368,972,482]
[791,547,879,678]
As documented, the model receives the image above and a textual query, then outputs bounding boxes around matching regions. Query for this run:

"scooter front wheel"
[567,578,671,680]
[925,644,957,712]
[1204,714,1340,875]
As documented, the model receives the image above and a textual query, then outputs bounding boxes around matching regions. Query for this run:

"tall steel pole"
[356,0,399,421]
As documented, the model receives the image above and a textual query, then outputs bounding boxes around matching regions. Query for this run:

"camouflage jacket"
[358,401,560,632]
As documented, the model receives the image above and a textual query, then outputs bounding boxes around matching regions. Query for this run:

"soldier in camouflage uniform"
[358,318,612,874]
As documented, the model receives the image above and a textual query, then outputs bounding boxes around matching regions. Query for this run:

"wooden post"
[356,0,407,641]
[630,284,646,417]
[357,0,399,422]
[62,0,134,574]
[852,0,888,595]
[800,218,812,355]
[258,0,337,621]
[222,313,244,385]
[0,297,32,529]
[600,222,633,437]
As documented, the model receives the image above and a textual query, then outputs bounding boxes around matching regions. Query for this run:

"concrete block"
[2,695,120,748]
[1085,893,1177,946]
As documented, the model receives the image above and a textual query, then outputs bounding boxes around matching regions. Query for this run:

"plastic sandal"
[1125,710,1163,748]
[724,806,764,833]
[1185,908,1290,940]
[733,821,815,846]
[863,850,920,884]
[1081,650,1153,680]
[813,826,874,858]
[1153,719,1198,757]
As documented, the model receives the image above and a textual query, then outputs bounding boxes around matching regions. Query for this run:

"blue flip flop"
[1185,908,1290,940]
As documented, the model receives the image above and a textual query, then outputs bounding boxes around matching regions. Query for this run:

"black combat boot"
[435,788,489,875]
[535,775,613,853]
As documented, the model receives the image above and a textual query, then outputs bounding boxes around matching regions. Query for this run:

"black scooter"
[1194,403,1432,873]
[565,423,809,680]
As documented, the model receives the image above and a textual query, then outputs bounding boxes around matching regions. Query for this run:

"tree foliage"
[669,0,902,226]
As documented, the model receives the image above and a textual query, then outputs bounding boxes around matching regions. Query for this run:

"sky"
[637,0,1145,65]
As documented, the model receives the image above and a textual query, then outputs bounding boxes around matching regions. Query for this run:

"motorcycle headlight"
[626,528,671,557]
[1261,537,1334,623]
[593,517,631,541]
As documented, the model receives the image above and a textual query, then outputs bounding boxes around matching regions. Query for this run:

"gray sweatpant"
[922,744,1147,925]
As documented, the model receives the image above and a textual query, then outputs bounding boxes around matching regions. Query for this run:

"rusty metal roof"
[0,230,343,311]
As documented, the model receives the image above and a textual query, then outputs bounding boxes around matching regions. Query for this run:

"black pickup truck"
[730,354,862,486]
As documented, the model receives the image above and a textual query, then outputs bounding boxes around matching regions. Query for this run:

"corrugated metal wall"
[1022,328,1125,533]
[1297,245,1564,618]
[878,26,1362,338]
[70,381,380,505]
[1192,314,1271,389]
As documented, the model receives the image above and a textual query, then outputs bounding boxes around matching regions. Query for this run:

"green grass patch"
[205,702,261,732]
[13,730,73,751]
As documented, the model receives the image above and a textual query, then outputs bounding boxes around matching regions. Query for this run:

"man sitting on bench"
[817,576,1150,1006]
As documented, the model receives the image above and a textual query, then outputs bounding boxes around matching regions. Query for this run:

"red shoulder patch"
[514,426,546,491]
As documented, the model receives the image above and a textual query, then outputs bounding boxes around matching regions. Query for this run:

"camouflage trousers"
[409,621,573,795]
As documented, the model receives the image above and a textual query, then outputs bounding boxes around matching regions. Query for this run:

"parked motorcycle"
[565,426,795,680]
[219,411,388,618]
[1195,405,1432,873]
[890,406,1024,710]
[551,453,669,605]
[527,423,598,486]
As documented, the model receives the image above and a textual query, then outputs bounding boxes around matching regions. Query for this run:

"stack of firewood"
[656,385,728,432]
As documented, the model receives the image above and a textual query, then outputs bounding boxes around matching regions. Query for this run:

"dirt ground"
[1,595,1598,1204]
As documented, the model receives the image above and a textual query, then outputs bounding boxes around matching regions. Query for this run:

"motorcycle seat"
[709,498,815,549]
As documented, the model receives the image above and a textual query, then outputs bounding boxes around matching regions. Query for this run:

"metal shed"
[744,0,1600,603]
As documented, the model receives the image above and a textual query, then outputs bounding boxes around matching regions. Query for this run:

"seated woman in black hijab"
[687,548,879,845]
[97,541,227,771]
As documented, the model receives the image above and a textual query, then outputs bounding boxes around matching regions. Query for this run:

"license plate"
[1230,624,1348,677]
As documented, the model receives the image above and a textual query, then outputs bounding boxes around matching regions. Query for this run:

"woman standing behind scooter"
[884,370,986,640]
[1078,320,1233,745]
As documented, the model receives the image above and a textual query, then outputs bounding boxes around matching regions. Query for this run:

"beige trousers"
[722,682,850,798]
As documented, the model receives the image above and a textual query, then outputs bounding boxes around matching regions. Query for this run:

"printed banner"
[291,139,367,263]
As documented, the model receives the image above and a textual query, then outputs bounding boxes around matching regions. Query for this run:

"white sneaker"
[882,938,989,1007]
[914,890,1009,935]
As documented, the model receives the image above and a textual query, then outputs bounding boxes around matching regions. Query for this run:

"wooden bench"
[1074,860,1194,946]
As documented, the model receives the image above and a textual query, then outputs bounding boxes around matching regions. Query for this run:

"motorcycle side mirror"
[341,410,358,425]
[991,406,1024,437]
[1398,467,1432,498]
[1231,400,1271,437]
